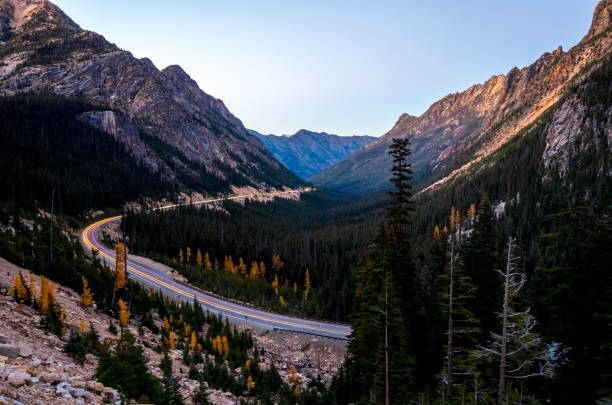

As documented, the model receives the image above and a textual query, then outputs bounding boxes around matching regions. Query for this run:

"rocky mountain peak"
[0,0,303,193]
[0,0,77,36]
[584,0,611,40]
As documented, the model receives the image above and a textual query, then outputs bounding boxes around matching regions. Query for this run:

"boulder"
[86,380,104,393]
[18,346,33,358]
[0,345,19,359]
[7,371,30,387]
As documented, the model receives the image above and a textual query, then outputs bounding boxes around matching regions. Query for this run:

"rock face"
[312,0,612,194]
[251,129,375,179]
[0,0,303,192]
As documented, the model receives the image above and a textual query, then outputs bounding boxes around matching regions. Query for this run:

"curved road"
[80,190,351,340]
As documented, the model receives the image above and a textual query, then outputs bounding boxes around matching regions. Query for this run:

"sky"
[53,0,599,137]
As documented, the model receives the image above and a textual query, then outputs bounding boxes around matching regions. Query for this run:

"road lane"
[79,190,351,340]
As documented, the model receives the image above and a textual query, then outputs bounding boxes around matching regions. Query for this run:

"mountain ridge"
[250,129,375,179]
[312,0,611,194]
[0,0,303,195]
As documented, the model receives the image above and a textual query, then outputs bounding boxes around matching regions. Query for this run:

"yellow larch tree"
[80,276,94,308]
[190,331,197,351]
[214,336,223,355]
[184,323,192,338]
[204,252,213,270]
[179,248,184,264]
[80,320,90,334]
[118,299,130,327]
[288,365,298,384]
[196,248,203,268]
[163,316,170,332]
[186,247,192,263]
[13,273,29,302]
[304,269,311,301]
[279,296,286,307]
[169,330,176,349]
[247,375,255,392]
[249,261,259,279]
[39,276,56,315]
[272,275,279,295]
[221,336,230,357]
[468,203,477,221]
[238,258,247,276]
[115,242,127,290]
[433,225,442,241]
[28,273,37,302]
[259,261,266,277]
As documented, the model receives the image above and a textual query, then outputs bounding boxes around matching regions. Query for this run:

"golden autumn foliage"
[190,331,197,351]
[249,261,259,279]
[186,247,192,263]
[224,256,236,273]
[288,365,298,384]
[468,203,477,220]
[80,320,90,334]
[184,323,191,338]
[279,296,286,307]
[196,248,203,267]
[238,257,247,275]
[179,248,184,264]
[169,330,176,349]
[13,273,29,302]
[212,335,223,355]
[80,276,94,308]
[259,261,266,276]
[114,242,127,290]
[39,276,56,315]
[272,274,279,295]
[163,316,170,332]
[118,299,130,326]
[247,375,255,391]
[204,252,213,270]
[28,273,37,301]
[304,268,311,301]
[433,225,442,241]
[222,336,230,357]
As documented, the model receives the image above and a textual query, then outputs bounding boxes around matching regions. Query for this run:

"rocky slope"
[250,129,375,179]
[0,256,346,404]
[0,0,303,193]
[312,0,612,194]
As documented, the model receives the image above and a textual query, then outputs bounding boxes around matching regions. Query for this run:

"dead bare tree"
[475,237,549,404]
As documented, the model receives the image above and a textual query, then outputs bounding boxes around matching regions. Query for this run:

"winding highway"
[79,190,351,340]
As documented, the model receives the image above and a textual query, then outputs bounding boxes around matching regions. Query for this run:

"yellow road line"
[81,191,346,335]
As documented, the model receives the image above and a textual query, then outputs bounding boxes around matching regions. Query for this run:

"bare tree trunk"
[498,237,513,403]
[446,232,455,398]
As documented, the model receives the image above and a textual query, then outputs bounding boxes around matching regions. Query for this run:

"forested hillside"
[0,93,178,215]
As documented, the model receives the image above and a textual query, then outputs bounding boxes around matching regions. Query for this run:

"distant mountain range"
[250,129,375,179]
[0,0,303,199]
[312,0,611,194]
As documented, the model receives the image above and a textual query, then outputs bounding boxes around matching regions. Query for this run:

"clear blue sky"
[54,0,598,137]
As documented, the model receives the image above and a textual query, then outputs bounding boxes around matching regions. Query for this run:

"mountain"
[312,0,612,194]
[0,0,303,204]
[250,129,375,179]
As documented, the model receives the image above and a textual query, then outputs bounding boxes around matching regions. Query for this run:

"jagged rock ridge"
[250,129,375,179]
[312,0,612,194]
[0,0,303,192]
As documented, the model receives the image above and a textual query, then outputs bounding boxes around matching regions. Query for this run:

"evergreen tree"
[533,204,612,404]
[161,351,185,405]
[462,194,500,340]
